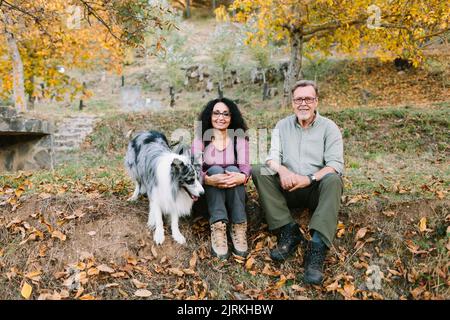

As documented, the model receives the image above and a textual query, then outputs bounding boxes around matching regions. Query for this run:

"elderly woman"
[192,98,251,259]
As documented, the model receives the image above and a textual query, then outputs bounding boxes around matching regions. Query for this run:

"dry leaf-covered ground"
[1,103,448,300]
[0,181,448,300]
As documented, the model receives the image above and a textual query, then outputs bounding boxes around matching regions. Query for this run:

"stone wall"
[0,107,54,172]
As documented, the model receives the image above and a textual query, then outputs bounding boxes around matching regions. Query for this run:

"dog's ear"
[171,158,184,174]
[191,152,202,165]
[172,143,191,157]
[183,146,192,159]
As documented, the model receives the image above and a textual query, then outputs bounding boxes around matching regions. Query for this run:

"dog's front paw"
[127,196,138,202]
[172,233,186,245]
[153,229,165,245]
[147,216,156,229]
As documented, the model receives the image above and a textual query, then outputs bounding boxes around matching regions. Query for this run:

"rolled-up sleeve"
[324,123,344,175]
[265,122,283,165]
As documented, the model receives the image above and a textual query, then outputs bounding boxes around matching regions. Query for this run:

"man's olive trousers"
[252,165,343,248]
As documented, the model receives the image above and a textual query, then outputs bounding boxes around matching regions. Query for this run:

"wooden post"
[185,0,191,18]
[263,83,269,101]
[169,85,175,107]
[79,81,87,110]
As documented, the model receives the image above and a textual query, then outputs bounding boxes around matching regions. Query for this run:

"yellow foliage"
[217,0,449,64]
[0,0,127,102]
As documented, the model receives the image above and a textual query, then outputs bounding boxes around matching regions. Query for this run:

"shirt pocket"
[303,136,325,166]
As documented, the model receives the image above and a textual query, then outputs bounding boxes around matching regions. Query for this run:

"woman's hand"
[205,172,247,189]
[204,174,229,188]
[220,171,247,188]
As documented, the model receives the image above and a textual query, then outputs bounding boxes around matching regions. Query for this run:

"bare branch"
[414,28,450,42]
[77,0,122,43]
[302,17,368,36]
[1,0,41,23]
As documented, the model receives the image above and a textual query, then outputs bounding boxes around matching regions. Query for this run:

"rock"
[268,87,279,97]
[394,57,413,71]
[1,109,54,171]
[365,265,383,291]
[250,67,264,84]
[33,150,51,169]
[121,86,143,109]
[360,89,372,104]
[0,106,17,118]
[205,79,214,92]
[183,65,210,90]
[230,70,240,85]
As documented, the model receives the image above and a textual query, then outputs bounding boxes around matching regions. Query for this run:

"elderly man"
[252,80,344,285]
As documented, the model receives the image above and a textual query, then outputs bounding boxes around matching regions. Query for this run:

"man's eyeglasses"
[212,111,231,118]
[293,96,317,105]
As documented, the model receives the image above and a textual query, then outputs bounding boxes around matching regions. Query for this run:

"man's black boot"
[303,239,328,285]
[270,222,305,261]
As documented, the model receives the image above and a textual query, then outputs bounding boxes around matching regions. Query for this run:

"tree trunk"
[262,70,269,101]
[28,74,35,110]
[212,0,216,12]
[2,14,27,112]
[217,81,223,99]
[283,31,303,108]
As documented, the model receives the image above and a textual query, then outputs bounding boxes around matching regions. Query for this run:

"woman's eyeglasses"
[212,111,231,118]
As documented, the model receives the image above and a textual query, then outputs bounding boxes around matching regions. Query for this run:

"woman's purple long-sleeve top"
[191,137,252,182]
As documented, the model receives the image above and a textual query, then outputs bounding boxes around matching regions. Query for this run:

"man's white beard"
[297,113,311,121]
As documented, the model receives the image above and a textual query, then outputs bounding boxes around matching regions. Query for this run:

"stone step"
[54,140,78,148]
[55,129,87,135]
[56,127,95,134]
[53,140,83,147]
[53,116,99,157]
[59,122,92,129]
[54,134,84,140]
[56,128,94,134]
[56,118,98,125]
[54,146,79,152]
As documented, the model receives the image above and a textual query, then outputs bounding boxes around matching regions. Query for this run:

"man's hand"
[278,167,300,190]
[269,161,314,191]
[288,175,311,192]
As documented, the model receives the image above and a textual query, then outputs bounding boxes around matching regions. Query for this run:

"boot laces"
[231,223,247,246]
[307,245,326,269]
[211,222,227,247]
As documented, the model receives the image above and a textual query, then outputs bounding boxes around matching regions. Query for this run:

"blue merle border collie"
[125,131,204,245]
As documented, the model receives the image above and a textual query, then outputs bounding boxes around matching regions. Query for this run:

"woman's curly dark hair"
[197,97,248,146]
